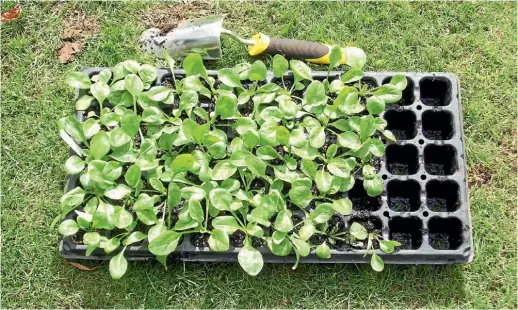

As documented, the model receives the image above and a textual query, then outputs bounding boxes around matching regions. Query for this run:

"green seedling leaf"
[216,95,237,119]
[316,242,331,259]
[288,186,312,209]
[248,60,267,81]
[123,231,147,246]
[112,206,133,229]
[139,64,157,83]
[124,74,144,97]
[273,54,289,78]
[300,159,317,179]
[371,253,384,272]
[109,249,128,280]
[291,237,310,257]
[104,184,132,200]
[66,71,91,89]
[310,203,334,223]
[218,68,242,88]
[315,170,332,193]
[91,81,110,104]
[171,154,195,173]
[148,231,181,256]
[371,84,402,103]
[274,210,293,233]
[290,60,312,82]
[208,229,230,252]
[76,95,94,110]
[359,115,376,141]
[211,161,237,180]
[83,118,100,138]
[332,198,352,215]
[389,74,407,91]
[147,86,172,101]
[58,219,79,236]
[64,156,85,175]
[238,245,264,276]
[309,127,325,149]
[83,232,101,246]
[343,46,366,69]
[366,96,385,115]
[209,188,233,211]
[341,68,364,83]
[350,222,368,240]
[305,80,327,107]
[183,53,208,80]
[329,46,342,69]
[90,131,110,159]
[276,126,291,146]
[379,239,395,254]
[212,216,240,234]
[363,175,383,197]
[245,155,266,177]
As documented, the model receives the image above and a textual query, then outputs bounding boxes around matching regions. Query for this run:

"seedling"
[56,48,406,279]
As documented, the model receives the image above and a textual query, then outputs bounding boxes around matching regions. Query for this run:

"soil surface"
[270,145,286,165]
[190,232,210,248]
[421,98,441,106]
[423,129,443,140]
[427,197,448,212]
[229,230,266,248]
[388,162,410,175]
[391,232,414,250]
[429,232,452,250]
[425,163,446,175]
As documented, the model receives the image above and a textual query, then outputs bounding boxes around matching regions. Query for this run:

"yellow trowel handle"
[248,33,346,65]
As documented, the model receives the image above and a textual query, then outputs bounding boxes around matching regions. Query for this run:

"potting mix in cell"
[55,50,473,279]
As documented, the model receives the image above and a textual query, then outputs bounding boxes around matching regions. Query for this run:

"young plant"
[56,48,406,279]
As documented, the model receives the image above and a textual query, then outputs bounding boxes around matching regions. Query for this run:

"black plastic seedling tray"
[60,68,474,266]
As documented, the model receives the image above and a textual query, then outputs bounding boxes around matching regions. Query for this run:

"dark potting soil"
[391,232,413,250]
[190,232,210,248]
[270,145,286,165]
[425,163,446,175]
[71,232,85,245]
[429,233,452,250]
[370,156,381,171]
[326,215,349,250]
[389,197,412,212]
[427,197,448,212]
[250,178,266,191]
[421,98,441,106]
[241,80,266,91]
[319,134,337,154]
[422,130,443,140]
[229,230,266,248]
[388,163,410,175]
[290,215,304,235]
[162,76,176,89]
[239,102,254,117]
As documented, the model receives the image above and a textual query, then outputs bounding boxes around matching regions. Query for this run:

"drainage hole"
[382,174,388,180]
[421,174,427,180]
[418,139,424,145]
[383,211,390,218]
[417,105,422,110]
[423,211,429,217]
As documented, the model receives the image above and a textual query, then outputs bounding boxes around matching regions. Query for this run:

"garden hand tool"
[140,15,365,66]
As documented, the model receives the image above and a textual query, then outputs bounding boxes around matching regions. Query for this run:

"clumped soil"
[319,134,338,154]
[191,232,210,248]
[425,163,446,175]
[429,233,452,250]
[270,145,286,165]
[427,197,448,212]
[422,129,443,140]
[229,230,266,248]
[250,178,266,192]
[238,102,254,117]
[326,215,349,250]
[388,162,410,175]
[391,232,413,249]
[389,197,412,212]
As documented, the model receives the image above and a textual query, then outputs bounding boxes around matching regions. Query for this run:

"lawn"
[1,1,516,308]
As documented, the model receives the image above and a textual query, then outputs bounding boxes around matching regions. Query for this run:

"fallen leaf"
[59,42,82,64]
[1,3,21,22]
[68,261,101,271]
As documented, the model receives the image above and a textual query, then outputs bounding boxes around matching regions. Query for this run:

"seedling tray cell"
[60,69,473,266]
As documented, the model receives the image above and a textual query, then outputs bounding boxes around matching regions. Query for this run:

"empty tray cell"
[426,180,461,212]
[428,217,463,250]
[386,144,419,175]
[424,144,458,175]
[349,180,382,211]
[389,217,423,250]
[384,110,417,140]
[387,180,421,211]
[419,77,451,106]
[382,76,415,106]
[422,110,454,140]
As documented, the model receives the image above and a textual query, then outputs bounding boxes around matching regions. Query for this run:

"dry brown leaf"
[58,10,99,64]
[68,261,101,271]
[1,3,21,22]
[59,42,82,64]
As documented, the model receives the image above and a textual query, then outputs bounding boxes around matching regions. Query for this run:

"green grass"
[1,1,516,308]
